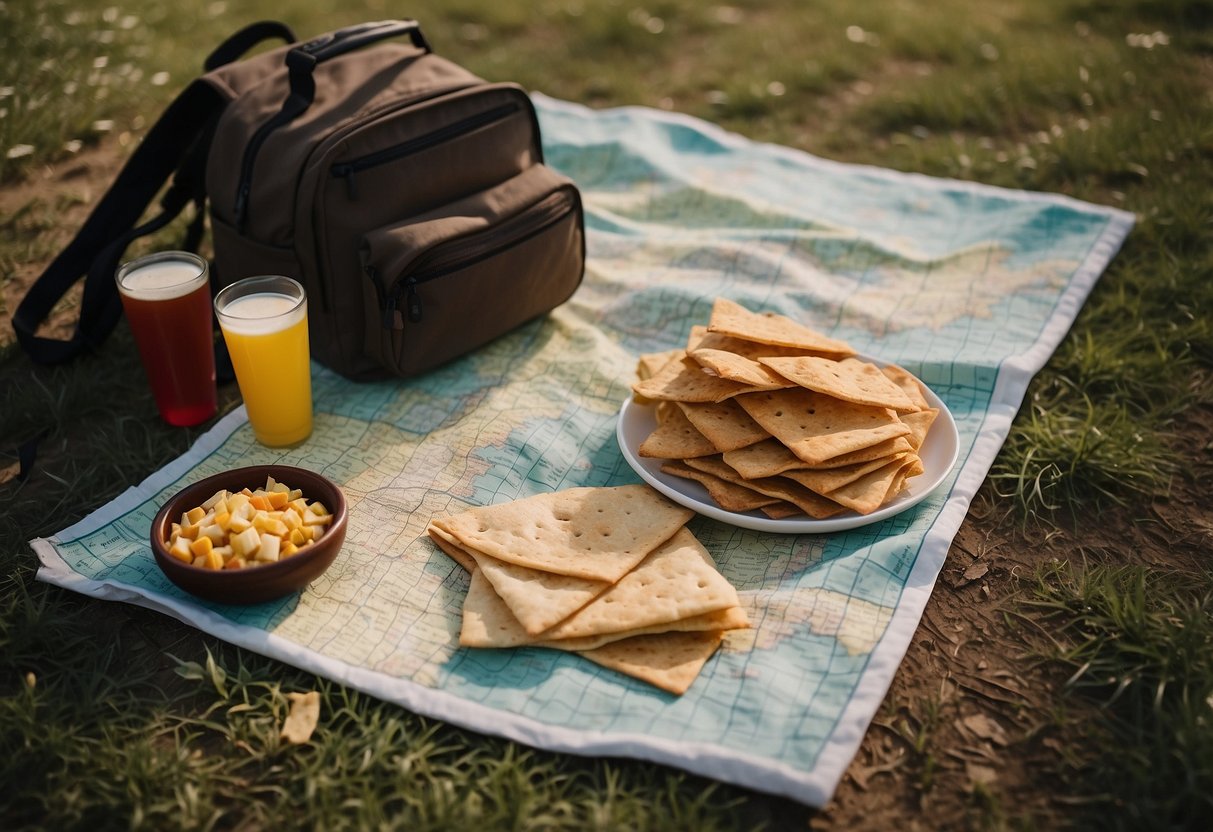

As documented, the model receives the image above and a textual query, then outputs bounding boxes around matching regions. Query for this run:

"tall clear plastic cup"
[214,275,312,447]
[115,251,217,427]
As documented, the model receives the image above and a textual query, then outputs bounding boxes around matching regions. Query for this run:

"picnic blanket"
[32,95,1134,807]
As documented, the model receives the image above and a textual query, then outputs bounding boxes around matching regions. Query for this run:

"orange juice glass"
[214,276,312,447]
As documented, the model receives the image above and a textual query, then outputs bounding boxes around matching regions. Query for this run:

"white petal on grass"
[714,6,744,25]
[64,139,83,153]
[151,72,170,86]
[91,119,114,133]
[7,144,35,159]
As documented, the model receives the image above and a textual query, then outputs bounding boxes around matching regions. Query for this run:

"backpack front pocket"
[360,164,585,377]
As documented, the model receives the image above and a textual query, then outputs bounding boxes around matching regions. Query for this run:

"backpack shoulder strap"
[12,79,228,364]
[13,21,297,366]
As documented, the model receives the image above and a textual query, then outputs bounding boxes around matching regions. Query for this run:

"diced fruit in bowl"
[150,465,347,605]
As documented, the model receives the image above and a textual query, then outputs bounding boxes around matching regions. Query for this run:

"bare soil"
[5,140,1210,831]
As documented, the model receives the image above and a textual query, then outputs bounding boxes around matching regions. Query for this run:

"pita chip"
[721,438,813,479]
[427,522,479,572]
[637,349,684,381]
[690,329,816,361]
[900,407,939,451]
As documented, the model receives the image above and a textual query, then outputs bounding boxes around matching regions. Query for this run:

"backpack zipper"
[380,189,574,329]
[331,102,521,200]
[231,81,480,233]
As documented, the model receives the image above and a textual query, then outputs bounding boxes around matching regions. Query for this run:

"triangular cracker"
[459,568,749,651]
[689,348,791,388]
[633,355,779,403]
[437,485,692,583]
[464,549,611,636]
[900,407,939,451]
[682,457,847,520]
[782,452,910,495]
[536,527,742,641]
[706,297,854,355]
[820,457,912,514]
[736,389,911,465]
[578,630,726,695]
[881,364,932,411]
[759,356,919,411]
[638,405,718,459]
[427,522,478,572]
[675,400,769,452]
[689,330,818,361]
[660,459,782,512]
[721,438,814,479]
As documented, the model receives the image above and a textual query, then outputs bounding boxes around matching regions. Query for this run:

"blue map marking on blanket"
[33,95,1133,807]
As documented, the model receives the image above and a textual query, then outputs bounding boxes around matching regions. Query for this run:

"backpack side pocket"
[360,165,584,377]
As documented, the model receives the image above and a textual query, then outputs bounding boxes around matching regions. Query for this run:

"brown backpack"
[14,19,586,380]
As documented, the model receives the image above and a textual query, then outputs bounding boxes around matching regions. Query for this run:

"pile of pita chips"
[428,484,749,695]
[633,298,939,520]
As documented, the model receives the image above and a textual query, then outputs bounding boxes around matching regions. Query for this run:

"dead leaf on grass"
[963,561,989,582]
[965,761,998,790]
[280,690,320,744]
[960,713,1009,746]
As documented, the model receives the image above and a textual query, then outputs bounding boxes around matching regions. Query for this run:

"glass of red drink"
[115,251,217,427]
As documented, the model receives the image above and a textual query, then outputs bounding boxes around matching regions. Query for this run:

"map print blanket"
[33,95,1134,806]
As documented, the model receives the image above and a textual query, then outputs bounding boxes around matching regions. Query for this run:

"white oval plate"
[616,366,961,534]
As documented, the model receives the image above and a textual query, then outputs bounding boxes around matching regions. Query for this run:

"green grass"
[1025,562,1213,830]
[3,0,1213,828]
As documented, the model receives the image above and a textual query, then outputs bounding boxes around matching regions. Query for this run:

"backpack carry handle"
[285,20,430,110]
[295,20,429,64]
[234,20,431,232]
[205,20,297,71]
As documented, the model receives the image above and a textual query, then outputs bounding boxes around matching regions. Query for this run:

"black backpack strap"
[13,21,297,366]
[12,79,228,365]
[205,20,296,71]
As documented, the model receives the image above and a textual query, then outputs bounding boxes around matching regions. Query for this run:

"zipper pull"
[382,295,404,330]
[405,278,423,323]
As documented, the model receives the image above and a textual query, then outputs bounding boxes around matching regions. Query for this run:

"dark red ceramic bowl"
[150,465,347,605]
